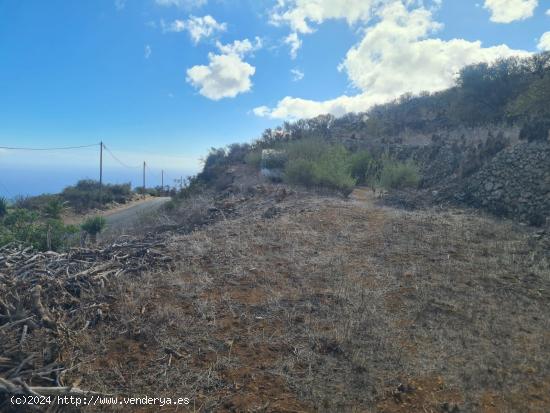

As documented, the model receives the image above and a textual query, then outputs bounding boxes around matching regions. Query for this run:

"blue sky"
[0,0,548,195]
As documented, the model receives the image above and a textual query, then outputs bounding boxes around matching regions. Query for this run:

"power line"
[0,140,185,196]
[102,144,141,169]
[0,143,99,151]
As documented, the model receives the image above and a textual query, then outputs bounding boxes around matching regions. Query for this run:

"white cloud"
[186,53,256,100]
[216,37,262,57]
[144,45,152,59]
[162,15,226,44]
[155,0,207,8]
[270,0,381,33]
[255,1,530,120]
[546,8,550,15]
[271,0,384,57]
[255,94,386,119]
[483,0,538,23]
[253,106,271,117]
[291,68,304,81]
[163,19,186,32]
[285,32,302,59]
[186,36,262,100]
[538,31,550,51]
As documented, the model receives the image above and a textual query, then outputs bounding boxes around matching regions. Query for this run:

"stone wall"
[462,142,550,225]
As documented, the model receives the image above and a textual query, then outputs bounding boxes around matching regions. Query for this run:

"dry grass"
[51,184,550,412]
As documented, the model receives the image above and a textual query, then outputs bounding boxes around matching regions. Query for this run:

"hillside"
[1,165,549,412]
[240,53,550,226]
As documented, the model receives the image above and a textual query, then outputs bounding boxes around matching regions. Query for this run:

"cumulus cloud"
[155,0,207,8]
[270,0,380,33]
[255,1,529,120]
[162,15,226,44]
[483,0,538,23]
[538,32,550,51]
[291,68,304,81]
[271,0,384,57]
[254,94,387,119]
[216,37,262,57]
[186,53,256,100]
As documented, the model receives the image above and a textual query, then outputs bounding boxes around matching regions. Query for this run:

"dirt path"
[102,197,170,234]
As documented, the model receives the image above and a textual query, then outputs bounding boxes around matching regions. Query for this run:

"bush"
[283,145,356,194]
[61,180,132,211]
[377,159,421,190]
[15,194,58,212]
[39,219,79,251]
[1,208,78,251]
[245,150,262,168]
[312,146,356,194]
[81,215,107,244]
[284,138,329,162]
[349,150,385,185]
[226,143,250,164]
[284,159,317,187]
[42,198,66,219]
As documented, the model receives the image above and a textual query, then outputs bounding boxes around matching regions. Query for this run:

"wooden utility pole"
[142,161,146,196]
[99,141,103,203]
[161,170,164,192]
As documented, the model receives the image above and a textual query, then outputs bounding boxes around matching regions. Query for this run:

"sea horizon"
[0,166,194,200]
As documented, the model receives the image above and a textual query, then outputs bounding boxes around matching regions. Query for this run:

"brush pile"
[0,234,173,409]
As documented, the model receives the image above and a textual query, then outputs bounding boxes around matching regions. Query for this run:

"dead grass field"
[52,183,550,412]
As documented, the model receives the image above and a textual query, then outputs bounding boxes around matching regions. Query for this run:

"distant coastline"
[0,166,192,200]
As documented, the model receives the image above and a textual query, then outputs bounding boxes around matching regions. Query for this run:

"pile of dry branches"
[0,234,173,408]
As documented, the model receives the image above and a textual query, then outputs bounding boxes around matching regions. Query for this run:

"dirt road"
[103,196,170,234]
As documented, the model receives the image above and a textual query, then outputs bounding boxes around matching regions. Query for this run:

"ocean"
[0,165,193,200]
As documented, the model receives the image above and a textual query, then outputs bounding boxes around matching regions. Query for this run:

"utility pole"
[99,141,103,203]
[180,175,183,190]
[161,170,164,193]
[142,161,146,196]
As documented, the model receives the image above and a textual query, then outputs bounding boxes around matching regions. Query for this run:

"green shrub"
[15,194,58,212]
[350,150,381,185]
[42,197,67,219]
[261,150,288,170]
[39,220,79,251]
[1,208,78,251]
[81,215,107,244]
[226,143,251,164]
[284,159,317,187]
[284,138,329,162]
[245,150,262,168]
[377,159,421,189]
[61,180,132,211]
[312,146,356,194]
[283,145,356,194]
